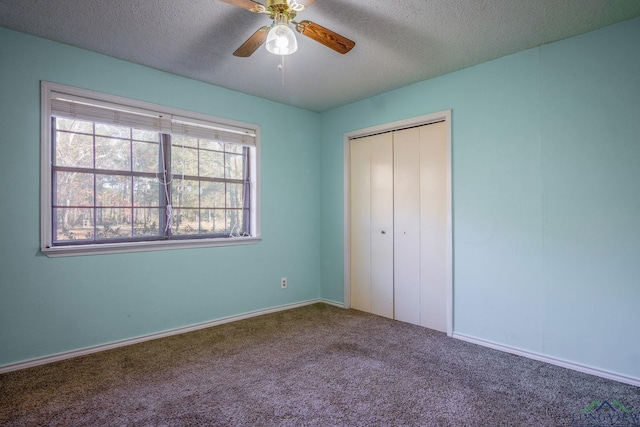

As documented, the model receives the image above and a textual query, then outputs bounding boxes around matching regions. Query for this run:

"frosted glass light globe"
[266,16,298,55]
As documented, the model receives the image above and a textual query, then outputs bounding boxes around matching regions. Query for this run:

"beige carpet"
[1,303,638,426]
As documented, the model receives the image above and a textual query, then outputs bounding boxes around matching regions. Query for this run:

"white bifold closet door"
[350,133,394,319]
[394,123,448,331]
[350,121,447,332]
[393,127,422,325]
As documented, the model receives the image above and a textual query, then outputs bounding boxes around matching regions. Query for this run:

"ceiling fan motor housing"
[266,0,296,19]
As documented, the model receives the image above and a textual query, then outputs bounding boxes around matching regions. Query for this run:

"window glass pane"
[172,209,199,235]
[132,129,159,143]
[171,146,198,176]
[55,132,93,168]
[96,175,132,207]
[53,208,94,242]
[172,179,199,208]
[199,209,216,234]
[225,143,243,154]
[200,182,225,208]
[212,209,226,234]
[55,172,94,207]
[95,123,130,139]
[95,208,132,239]
[133,177,161,207]
[200,139,224,152]
[226,183,244,209]
[225,153,244,180]
[199,149,225,178]
[132,140,160,173]
[172,135,198,148]
[56,118,93,134]
[133,208,161,237]
[226,209,243,234]
[96,137,131,171]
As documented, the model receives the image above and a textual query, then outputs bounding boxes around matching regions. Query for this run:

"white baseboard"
[452,332,640,388]
[11,303,633,389]
[320,298,347,308]
[0,299,327,374]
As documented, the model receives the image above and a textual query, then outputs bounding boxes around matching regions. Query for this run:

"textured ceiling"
[1,0,640,112]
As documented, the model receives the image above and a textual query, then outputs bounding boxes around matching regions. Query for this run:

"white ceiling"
[2,0,640,112]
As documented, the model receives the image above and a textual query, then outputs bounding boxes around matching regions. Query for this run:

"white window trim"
[40,81,261,257]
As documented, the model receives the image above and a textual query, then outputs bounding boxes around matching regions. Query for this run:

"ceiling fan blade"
[295,20,355,54]
[233,26,270,57]
[218,0,264,13]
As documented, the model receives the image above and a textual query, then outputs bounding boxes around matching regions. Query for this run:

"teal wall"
[0,28,321,366]
[319,17,640,379]
[2,17,639,381]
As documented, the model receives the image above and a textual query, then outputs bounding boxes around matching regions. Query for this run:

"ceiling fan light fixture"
[266,13,298,55]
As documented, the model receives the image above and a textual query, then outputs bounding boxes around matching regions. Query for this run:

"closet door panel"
[369,133,394,318]
[393,127,421,325]
[419,122,448,332]
[349,137,372,313]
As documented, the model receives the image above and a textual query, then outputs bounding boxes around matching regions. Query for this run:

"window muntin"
[42,82,260,256]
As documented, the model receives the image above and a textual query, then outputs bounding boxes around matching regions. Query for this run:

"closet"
[349,120,449,333]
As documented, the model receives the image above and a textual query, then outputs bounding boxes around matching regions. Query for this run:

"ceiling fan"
[219,0,355,57]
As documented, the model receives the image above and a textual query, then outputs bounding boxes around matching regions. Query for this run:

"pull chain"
[277,55,285,86]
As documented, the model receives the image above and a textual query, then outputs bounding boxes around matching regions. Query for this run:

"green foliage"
[98,224,122,239]
[60,225,76,240]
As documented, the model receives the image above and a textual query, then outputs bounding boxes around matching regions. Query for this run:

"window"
[41,82,260,257]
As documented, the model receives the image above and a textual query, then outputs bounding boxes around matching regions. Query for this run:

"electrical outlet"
[281,277,287,289]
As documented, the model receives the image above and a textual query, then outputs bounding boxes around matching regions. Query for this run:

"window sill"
[41,236,262,258]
